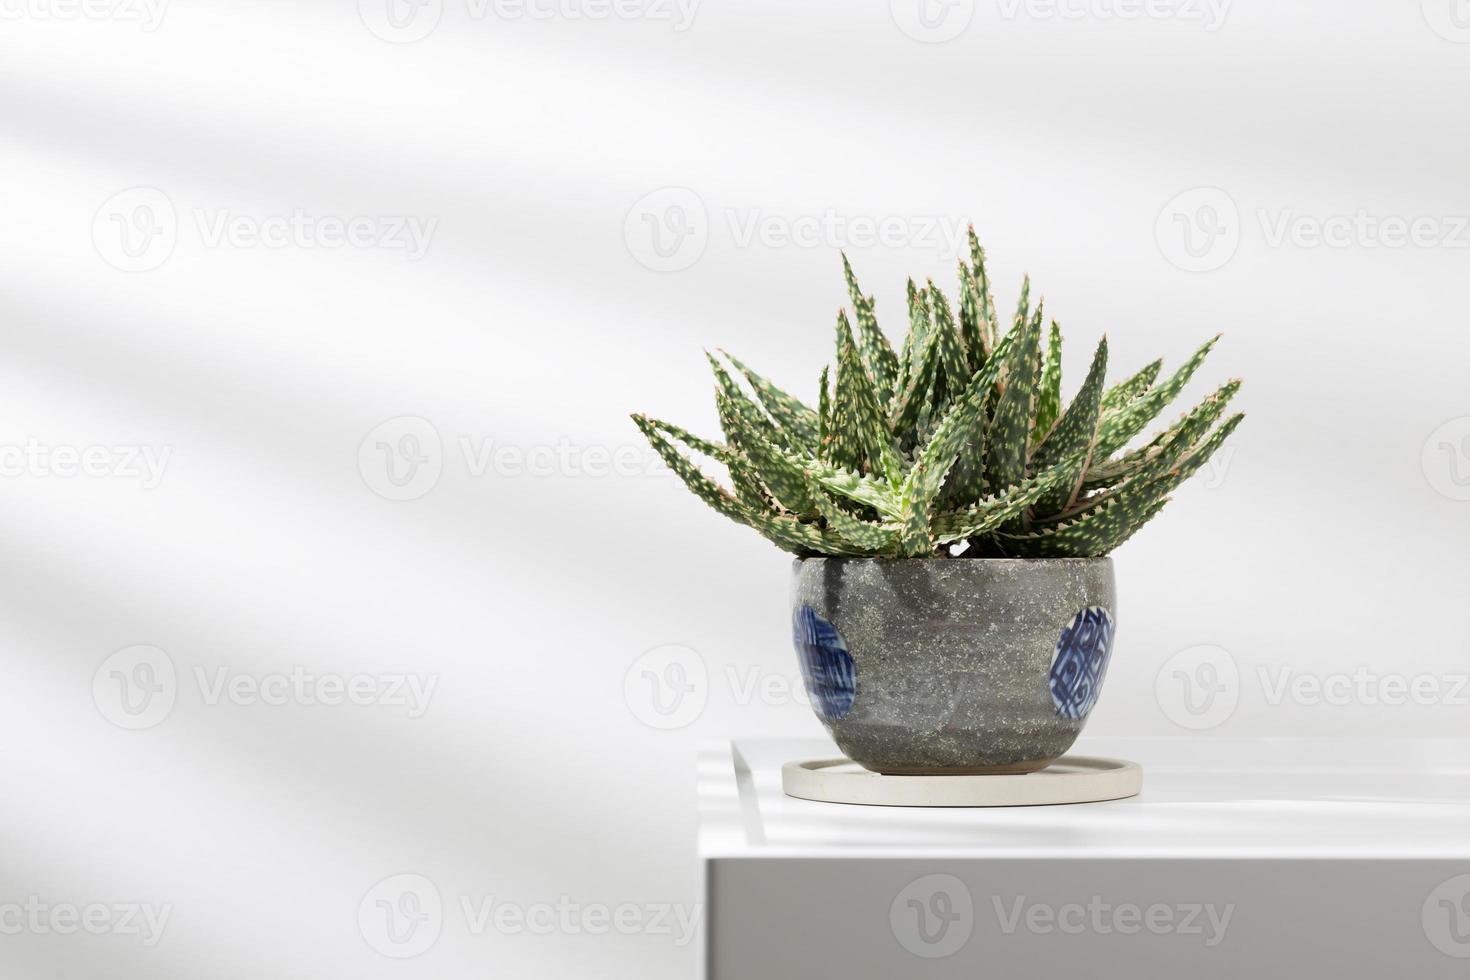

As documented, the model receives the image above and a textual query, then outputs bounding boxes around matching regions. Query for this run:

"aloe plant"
[632,231,1243,559]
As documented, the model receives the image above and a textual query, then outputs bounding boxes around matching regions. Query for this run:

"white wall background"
[2,0,1470,976]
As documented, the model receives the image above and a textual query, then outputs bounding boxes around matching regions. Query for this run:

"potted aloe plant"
[633,231,1242,775]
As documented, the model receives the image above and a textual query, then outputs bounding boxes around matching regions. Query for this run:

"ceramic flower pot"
[790,557,1116,775]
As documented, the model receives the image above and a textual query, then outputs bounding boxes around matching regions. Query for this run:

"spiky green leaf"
[706,352,783,448]
[842,255,900,405]
[829,311,901,480]
[940,328,1019,507]
[1081,378,1241,495]
[714,390,819,515]
[1032,336,1109,514]
[720,351,819,451]
[773,444,900,517]
[1034,320,1063,441]
[927,282,970,402]
[967,227,999,352]
[712,390,776,510]
[890,287,942,446]
[1101,358,1163,413]
[817,366,831,449]
[1094,335,1220,458]
[984,301,1042,494]
[997,413,1243,556]
[894,452,941,557]
[633,414,867,556]
[957,260,986,371]
[805,482,900,553]
[933,456,1084,543]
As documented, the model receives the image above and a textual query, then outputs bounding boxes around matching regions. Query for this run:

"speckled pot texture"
[791,558,1116,775]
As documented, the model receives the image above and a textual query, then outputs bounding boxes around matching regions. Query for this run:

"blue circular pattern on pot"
[1049,606,1115,720]
[792,605,856,721]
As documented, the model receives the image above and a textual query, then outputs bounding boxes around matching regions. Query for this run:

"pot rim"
[792,556,1113,565]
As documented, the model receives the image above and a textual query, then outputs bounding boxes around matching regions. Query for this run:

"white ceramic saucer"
[782,755,1142,807]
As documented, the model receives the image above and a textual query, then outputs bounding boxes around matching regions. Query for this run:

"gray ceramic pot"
[791,557,1116,775]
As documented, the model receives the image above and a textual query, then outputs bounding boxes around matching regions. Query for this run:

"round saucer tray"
[781,756,1142,807]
